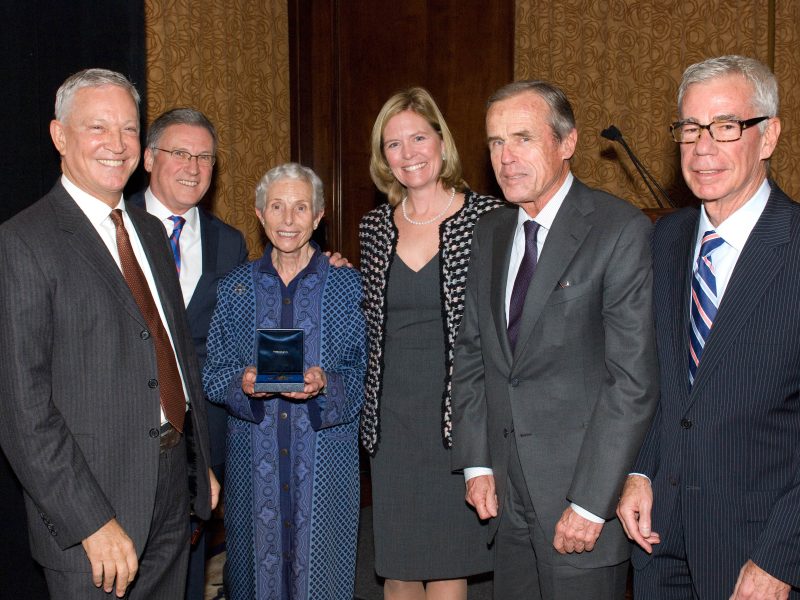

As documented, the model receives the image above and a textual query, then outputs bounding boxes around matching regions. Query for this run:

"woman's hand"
[283,366,327,400]
[241,366,273,398]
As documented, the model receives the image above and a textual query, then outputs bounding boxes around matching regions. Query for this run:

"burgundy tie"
[508,220,540,351]
[110,209,185,432]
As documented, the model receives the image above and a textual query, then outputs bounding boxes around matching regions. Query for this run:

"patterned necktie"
[110,209,185,432]
[168,215,186,274]
[508,220,541,352]
[688,230,726,387]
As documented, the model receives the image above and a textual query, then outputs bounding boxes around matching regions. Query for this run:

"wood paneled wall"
[290,0,515,265]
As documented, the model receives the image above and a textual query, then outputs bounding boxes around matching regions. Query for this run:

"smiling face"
[256,178,323,258]
[144,124,214,215]
[382,110,444,194]
[679,74,780,221]
[486,91,576,217]
[50,85,140,207]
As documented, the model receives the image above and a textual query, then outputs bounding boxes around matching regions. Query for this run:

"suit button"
[503,428,510,438]
[280,448,288,456]
[280,412,288,419]
[680,418,692,429]
[140,330,150,340]
[148,379,158,389]
[283,298,292,305]
[668,476,678,486]
[149,428,160,438]
[510,378,519,387]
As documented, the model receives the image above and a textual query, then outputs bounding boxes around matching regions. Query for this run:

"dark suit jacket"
[632,185,800,595]
[0,181,211,572]
[452,178,659,567]
[129,191,248,468]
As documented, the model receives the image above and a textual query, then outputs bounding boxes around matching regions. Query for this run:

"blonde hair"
[369,87,465,206]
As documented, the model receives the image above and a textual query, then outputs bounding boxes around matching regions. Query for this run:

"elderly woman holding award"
[203,162,367,600]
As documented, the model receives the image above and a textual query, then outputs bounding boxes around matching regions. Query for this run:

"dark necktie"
[688,229,726,388]
[508,220,541,351]
[168,215,186,274]
[110,209,185,432]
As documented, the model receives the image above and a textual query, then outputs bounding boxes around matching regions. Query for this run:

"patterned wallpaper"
[145,0,290,257]
[515,0,800,208]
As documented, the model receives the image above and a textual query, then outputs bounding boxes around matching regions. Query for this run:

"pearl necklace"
[401,187,456,225]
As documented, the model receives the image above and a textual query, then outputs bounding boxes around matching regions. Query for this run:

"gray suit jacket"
[0,181,211,572]
[451,178,659,567]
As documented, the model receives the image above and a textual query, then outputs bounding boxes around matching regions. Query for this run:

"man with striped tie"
[618,56,800,599]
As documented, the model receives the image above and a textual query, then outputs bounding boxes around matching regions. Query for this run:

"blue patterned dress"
[203,246,366,600]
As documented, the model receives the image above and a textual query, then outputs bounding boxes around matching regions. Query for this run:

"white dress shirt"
[691,178,770,305]
[63,175,190,422]
[144,188,203,308]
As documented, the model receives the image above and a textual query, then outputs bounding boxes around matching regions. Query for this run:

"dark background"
[0,3,146,596]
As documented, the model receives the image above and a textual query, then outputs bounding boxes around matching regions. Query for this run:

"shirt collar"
[61,174,124,226]
[698,178,770,253]
[515,171,574,230]
[144,187,199,231]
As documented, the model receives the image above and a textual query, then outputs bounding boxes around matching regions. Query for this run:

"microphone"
[601,125,674,208]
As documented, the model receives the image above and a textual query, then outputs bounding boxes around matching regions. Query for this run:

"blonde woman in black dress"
[360,88,502,600]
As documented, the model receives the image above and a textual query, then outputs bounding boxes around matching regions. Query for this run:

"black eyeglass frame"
[669,116,770,144]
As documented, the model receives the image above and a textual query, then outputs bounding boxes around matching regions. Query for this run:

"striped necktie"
[688,230,726,387]
[168,215,186,273]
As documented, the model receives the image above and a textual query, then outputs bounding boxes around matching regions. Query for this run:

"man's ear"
[143,147,155,173]
[759,117,781,161]
[50,120,66,156]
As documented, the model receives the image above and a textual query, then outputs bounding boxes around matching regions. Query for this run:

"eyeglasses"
[153,147,216,167]
[670,116,770,144]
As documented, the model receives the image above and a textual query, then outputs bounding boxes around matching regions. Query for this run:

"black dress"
[370,253,491,580]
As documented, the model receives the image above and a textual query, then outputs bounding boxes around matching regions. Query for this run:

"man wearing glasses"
[618,56,800,598]
[130,108,248,599]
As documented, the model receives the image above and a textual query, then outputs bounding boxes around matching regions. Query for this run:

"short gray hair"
[55,68,141,122]
[487,80,576,142]
[678,55,778,130]
[255,162,324,215]
[146,108,218,154]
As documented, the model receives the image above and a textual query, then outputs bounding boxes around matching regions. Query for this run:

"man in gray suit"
[451,80,659,598]
[0,69,217,599]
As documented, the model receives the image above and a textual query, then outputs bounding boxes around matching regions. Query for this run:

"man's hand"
[81,518,138,597]
[323,251,352,268]
[465,474,498,519]
[209,469,221,510]
[616,474,661,553]
[730,560,790,600]
[553,506,603,553]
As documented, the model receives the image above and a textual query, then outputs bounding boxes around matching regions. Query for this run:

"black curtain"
[0,3,145,597]
[0,0,147,224]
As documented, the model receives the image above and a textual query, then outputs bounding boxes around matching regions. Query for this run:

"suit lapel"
[658,212,697,407]
[52,187,147,327]
[688,190,792,403]
[512,191,590,363]
[490,211,517,363]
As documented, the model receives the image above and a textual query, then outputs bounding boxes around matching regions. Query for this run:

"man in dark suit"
[0,68,216,599]
[129,107,248,598]
[618,56,800,599]
[450,80,659,599]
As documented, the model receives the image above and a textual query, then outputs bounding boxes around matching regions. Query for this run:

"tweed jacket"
[359,189,503,454]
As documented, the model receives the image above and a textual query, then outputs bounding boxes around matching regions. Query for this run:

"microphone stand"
[601,125,675,208]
